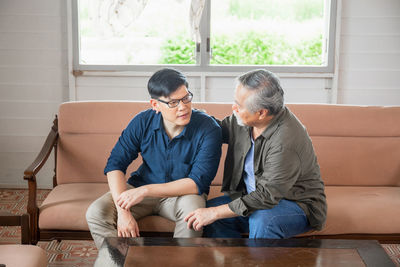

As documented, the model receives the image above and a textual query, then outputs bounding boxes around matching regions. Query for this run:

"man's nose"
[177,100,188,110]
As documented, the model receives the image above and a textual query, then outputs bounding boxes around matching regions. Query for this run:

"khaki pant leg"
[157,194,206,238]
[86,186,159,249]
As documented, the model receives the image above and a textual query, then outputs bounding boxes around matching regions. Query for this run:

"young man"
[185,69,327,239]
[86,68,222,248]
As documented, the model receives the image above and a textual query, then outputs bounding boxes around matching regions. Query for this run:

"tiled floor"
[1,188,399,266]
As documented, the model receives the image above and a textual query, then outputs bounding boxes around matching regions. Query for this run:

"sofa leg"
[29,210,38,245]
[21,213,30,244]
[0,212,31,245]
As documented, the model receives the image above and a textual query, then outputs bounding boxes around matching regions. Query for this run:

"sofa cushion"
[0,245,47,267]
[287,104,400,137]
[39,183,109,230]
[311,136,400,186]
[56,101,232,185]
[38,183,190,233]
[38,183,223,233]
[57,134,144,184]
[208,185,225,200]
[302,186,400,236]
[287,104,400,186]
[57,102,150,185]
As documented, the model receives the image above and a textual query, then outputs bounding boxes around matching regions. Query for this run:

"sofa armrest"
[24,116,59,181]
[23,116,58,244]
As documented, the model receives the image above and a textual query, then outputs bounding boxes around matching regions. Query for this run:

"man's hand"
[117,209,140,238]
[117,187,147,210]
[184,207,218,231]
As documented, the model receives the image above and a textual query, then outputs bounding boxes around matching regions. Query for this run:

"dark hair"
[237,69,284,115]
[147,68,189,99]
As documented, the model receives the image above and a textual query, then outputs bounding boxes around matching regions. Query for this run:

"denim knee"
[248,201,311,239]
[250,214,307,239]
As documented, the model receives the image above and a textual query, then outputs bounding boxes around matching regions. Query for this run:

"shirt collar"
[259,106,287,140]
[150,111,163,131]
[150,109,190,139]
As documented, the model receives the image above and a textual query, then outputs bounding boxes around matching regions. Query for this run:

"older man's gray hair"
[237,69,284,115]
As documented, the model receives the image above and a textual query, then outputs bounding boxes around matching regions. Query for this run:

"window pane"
[210,0,325,66]
[78,0,195,65]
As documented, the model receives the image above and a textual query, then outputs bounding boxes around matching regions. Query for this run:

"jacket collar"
[259,106,287,140]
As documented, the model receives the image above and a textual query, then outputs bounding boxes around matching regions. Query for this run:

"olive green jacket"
[221,107,327,230]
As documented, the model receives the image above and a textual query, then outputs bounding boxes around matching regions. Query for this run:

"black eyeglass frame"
[157,91,193,108]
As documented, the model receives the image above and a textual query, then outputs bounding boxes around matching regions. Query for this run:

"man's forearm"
[116,176,199,211]
[107,170,128,212]
[184,203,238,231]
[144,178,198,197]
[213,204,238,220]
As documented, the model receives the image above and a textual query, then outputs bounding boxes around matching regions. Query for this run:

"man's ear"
[150,99,160,113]
[258,109,269,119]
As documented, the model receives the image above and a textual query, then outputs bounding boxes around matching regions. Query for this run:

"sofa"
[24,101,400,244]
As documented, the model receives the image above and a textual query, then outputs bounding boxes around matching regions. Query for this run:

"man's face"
[155,85,192,127]
[232,84,259,127]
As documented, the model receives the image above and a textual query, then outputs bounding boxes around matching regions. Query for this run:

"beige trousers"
[86,185,206,249]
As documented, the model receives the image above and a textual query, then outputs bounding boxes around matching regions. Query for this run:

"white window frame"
[71,0,338,74]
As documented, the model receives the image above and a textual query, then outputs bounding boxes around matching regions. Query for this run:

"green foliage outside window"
[159,32,322,65]
[159,0,324,66]
[159,37,196,64]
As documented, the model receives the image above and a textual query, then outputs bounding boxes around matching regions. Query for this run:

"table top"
[95,237,394,267]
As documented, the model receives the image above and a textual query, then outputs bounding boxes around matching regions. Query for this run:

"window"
[72,0,337,73]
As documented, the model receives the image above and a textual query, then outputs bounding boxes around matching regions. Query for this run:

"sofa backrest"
[57,102,400,187]
[288,104,400,186]
[57,101,232,185]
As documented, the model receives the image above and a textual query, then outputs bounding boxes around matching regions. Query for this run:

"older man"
[185,69,326,238]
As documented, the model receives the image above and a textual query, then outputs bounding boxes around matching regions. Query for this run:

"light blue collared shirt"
[243,137,255,194]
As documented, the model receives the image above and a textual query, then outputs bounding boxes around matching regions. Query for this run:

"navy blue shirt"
[104,109,222,195]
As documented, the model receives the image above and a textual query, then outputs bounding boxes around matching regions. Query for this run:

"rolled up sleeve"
[188,126,222,195]
[104,117,141,175]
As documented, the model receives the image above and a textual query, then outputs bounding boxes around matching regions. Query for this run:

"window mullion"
[198,0,211,67]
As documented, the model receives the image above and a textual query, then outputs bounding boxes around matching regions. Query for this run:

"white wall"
[1,0,399,188]
[338,0,400,104]
[0,0,68,188]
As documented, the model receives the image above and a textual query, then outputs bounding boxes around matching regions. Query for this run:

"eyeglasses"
[157,91,193,108]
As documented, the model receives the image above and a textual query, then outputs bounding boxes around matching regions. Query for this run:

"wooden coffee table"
[95,237,394,266]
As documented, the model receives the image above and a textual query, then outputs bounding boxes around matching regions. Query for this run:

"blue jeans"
[204,196,311,239]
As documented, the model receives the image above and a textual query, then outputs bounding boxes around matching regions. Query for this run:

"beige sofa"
[24,101,400,244]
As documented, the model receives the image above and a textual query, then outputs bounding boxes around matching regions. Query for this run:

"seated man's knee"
[86,192,115,226]
[249,210,309,239]
[86,198,102,225]
[175,194,205,218]
[248,211,279,238]
[86,202,95,223]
